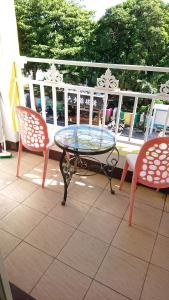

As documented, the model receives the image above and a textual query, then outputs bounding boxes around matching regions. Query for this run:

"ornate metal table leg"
[60,150,74,205]
[103,146,119,194]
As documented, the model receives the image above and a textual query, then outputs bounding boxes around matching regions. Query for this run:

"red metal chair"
[15,106,52,188]
[119,137,169,225]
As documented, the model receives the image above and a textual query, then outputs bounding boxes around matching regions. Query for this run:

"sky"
[82,0,169,20]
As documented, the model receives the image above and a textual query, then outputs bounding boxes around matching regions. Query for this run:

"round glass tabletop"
[54,124,116,155]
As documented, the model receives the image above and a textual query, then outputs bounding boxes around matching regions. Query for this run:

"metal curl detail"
[160,80,169,95]
[97,68,119,90]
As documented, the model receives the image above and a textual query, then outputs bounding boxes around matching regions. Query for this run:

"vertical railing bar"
[40,83,46,122]
[144,98,155,141]
[115,94,123,136]
[102,93,108,127]
[89,92,94,125]
[163,108,169,136]
[29,82,36,110]
[16,77,25,106]
[52,85,57,129]
[149,107,156,135]
[76,90,80,126]
[64,88,68,126]
[20,83,26,105]
[129,97,138,141]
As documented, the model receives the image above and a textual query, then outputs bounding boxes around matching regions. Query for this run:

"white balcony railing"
[17,57,169,146]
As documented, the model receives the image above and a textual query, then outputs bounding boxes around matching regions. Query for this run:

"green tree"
[88,0,169,90]
[15,0,95,77]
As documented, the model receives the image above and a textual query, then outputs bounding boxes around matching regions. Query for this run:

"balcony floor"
[0,152,168,300]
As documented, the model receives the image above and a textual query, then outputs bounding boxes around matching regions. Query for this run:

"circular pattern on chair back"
[16,106,49,151]
[136,137,169,188]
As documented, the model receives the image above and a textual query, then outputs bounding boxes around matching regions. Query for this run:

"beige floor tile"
[49,167,78,181]
[37,159,60,176]
[85,281,128,300]
[80,172,109,188]
[23,188,59,214]
[25,216,74,257]
[46,175,66,192]
[5,242,52,293]
[96,246,148,300]
[67,181,103,206]
[0,173,16,190]
[21,152,44,165]
[112,220,156,261]
[50,168,71,181]
[164,195,169,212]
[1,159,37,176]
[0,155,17,168]
[0,205,44,239]
[94,189,129,218]
[58,231,108,277]
[31,260,91,300]
[105,178,131,194]
[124,202,162,232]
[22,158,59,187]
[0,158,18,174]
[0,229,21,258]
[117,181,165,210]
[49,199,90,227]
[135,186,165,210]
[22,167,53,187]
[141,264,169,300]
[79,208,120,243]
[151,234,169,271]
[1,152,42,172]
[0,194,19,219]
[158,211,169,238]
[1,154,168,299]
[0,179,39,203]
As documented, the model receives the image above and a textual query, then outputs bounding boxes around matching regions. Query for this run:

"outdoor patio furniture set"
[16,106,169,226]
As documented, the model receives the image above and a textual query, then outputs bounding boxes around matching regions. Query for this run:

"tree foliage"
[15,0,95,59]
[88,0,169,90]
[15,0,169,90]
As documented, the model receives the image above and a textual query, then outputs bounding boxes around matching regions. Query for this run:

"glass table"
[54,124,119,205]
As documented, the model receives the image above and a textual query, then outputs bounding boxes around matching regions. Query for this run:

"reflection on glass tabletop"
[54,124,116,154]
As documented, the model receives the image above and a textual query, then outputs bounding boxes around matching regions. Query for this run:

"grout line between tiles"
[28,227,77,295]
[2,154,168,299]
[82,194,129,300]
[28,181,106,295]
[138,192,167,300]
[89,279,132,300]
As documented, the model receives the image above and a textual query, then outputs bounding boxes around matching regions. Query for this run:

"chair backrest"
[135,137,169,188]
[15,106,49,152]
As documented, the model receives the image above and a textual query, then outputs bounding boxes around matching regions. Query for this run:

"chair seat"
[126,153,138,170]
[120,136,169,226]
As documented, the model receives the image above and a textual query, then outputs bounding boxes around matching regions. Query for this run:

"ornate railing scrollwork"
[160,80,169,95]
[97,68,119,90]
[45,64,63,83]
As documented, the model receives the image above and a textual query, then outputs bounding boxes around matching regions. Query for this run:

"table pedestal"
[59,147,119,205]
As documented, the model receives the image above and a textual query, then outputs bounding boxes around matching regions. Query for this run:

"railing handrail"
[18,58,169,147]
[20,77,162,99]
[20,56,169,73]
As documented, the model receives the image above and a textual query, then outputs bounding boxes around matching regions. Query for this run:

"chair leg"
[42,149,49,188]
[119,160,129,190]
[128,174,137,226]
[16,139,23,177]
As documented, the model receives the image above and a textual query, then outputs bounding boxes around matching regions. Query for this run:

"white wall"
[0,0,20,142]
